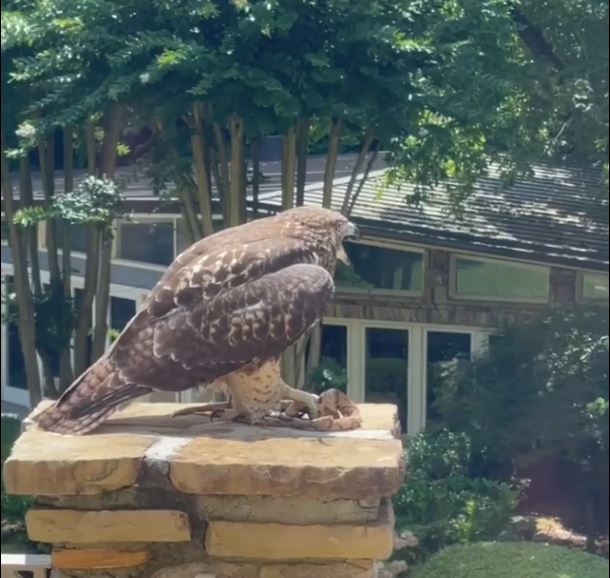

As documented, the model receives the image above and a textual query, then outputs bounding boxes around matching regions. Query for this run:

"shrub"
[306,357,347,394]
[433,306,609,537]
[412,542,609,578]
[393,429,519,556]
[406,428,471,480]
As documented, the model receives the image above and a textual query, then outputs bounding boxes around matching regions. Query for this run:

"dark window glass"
[119,221,174,266]
[337,243,423,291]
[110,296,136,333]
[365,328,408,431]
[426,331,471,423]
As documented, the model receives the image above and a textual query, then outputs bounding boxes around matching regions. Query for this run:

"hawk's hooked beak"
[338,221,360,266]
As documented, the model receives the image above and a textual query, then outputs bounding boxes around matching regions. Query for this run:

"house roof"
[252,162,609,271]
[2,155,607,271]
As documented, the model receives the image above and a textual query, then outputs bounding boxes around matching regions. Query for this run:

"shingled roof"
[253,162,609,271]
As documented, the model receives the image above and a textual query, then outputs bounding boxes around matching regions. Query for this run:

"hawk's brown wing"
[112,262,334,390]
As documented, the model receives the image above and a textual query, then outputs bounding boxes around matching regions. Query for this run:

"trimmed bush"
[412,542,609,578]
[393,429,518,556]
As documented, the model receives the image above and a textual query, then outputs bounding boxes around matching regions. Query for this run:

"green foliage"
[306,357,347,394]
[433,307,609,473]
[412,542,609,578]
[406,429,471,480]
[393,429,519,557]
[1,414,21,464]
[334,261,374,290]
[52,176,127,226]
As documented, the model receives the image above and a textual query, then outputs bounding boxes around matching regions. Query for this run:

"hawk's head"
[280,206,359,265]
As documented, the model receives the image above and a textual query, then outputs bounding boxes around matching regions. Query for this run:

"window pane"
[55,221,88,253]
[337,243,423,291]
[307,325,348,393]
[426,331,471,424]
[582,273,609,301]
[365,328,408,431]
[119,222,174,266]
[5,276,28,390]
[455,257,548,300]
[1,216,9,240]
[110,297,136,332]
[73,288,92,364]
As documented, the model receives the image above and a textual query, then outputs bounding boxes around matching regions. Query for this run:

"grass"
[412,542,609,578]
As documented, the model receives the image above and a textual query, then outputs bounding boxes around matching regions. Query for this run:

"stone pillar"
[4,402,404,578]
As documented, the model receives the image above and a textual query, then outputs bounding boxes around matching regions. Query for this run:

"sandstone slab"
[5,401,404,499]
[198,495,380,524]
[260,562,374,578]
[52,548,150,569]
[205,499,394,560]
[172,437,403,500]
[3,427,154,496]
[26,509,191,544]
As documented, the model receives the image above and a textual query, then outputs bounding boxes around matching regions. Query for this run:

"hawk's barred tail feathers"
[32,358,152,435]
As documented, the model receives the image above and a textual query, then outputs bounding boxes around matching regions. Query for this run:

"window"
[308,324,348,392]
[581,273,609,302]
[1,215,9,241]
[54,221,88,253]
[336,242,423,292]
[118,221,174,266]
[365,327,408,430]
[453,256,549,301]
[110,296,136,333]
[426,331,471,424]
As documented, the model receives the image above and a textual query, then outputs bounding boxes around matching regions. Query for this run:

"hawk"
[34,206,360,435]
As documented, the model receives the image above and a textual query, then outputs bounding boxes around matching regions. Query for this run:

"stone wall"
[4,402,404,578]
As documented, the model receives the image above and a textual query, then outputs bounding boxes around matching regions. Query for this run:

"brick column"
[4,401,404,578]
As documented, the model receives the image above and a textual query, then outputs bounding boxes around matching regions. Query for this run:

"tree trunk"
[73,120,100,375]
[59,126,75,388]
[178,186,202,244]
[306,322,322,373]
[341,128,374,214]
[19,156,42,297]
[281,125,296,210]
[213,123,230,226]
[191,102,215,237]
[73,225,99,375]
[85,118,97,175]
[91,105,125,362]
[2,134,42,406]
[39,137,62,281]
[228,115,245,227]
[251,136,261,215]
[92,229,112,360]
[296,117,310,206]
[346,139,380,217]
[322,118,342,208]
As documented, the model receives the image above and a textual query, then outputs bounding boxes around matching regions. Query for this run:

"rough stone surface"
[26,509,191,543]
[172,437,403,500]
[6,401,404,500]
[198,494,381,524]
[205,500,394,560]
[3,428,154,496]
[260,561,374,578]
[52,548,150,569]
[149,562,260,578]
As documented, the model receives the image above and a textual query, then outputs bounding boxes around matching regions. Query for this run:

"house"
[2,155,608,434]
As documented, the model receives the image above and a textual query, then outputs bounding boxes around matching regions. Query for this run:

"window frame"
[335,236,426,297]
[449,253,551,304]
[576,270,609,305]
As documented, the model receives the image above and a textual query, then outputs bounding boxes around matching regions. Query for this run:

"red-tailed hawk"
[34,207,360,434]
